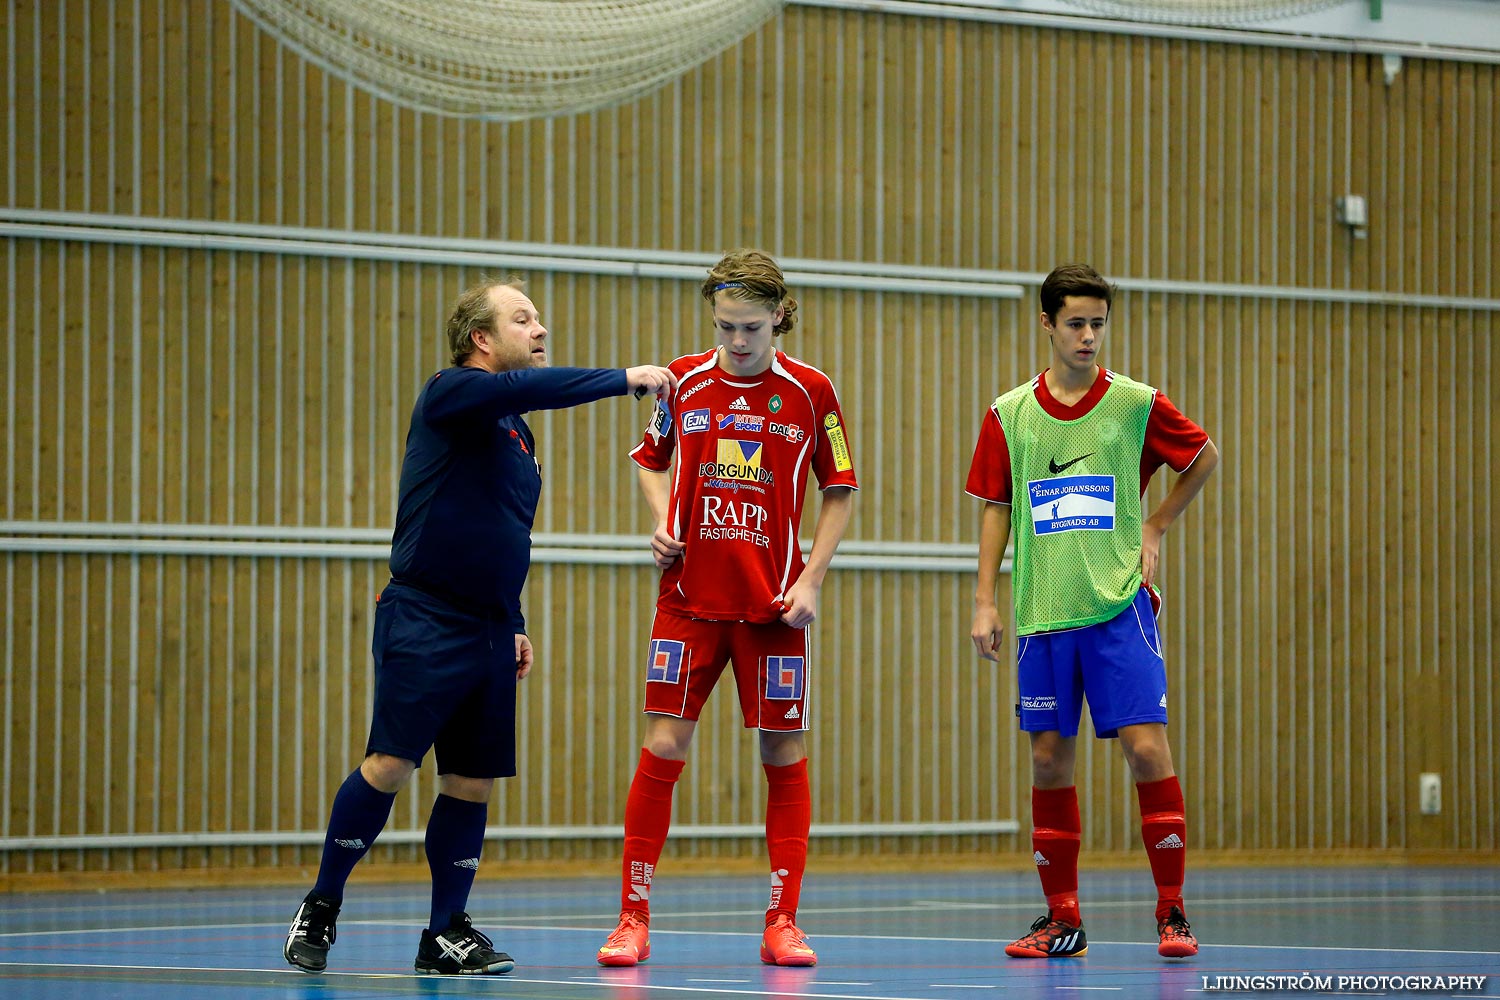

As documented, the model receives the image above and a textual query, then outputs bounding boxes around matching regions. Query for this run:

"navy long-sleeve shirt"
[388,364,628,631]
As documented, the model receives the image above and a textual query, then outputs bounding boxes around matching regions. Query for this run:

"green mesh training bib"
[994,372,1155,635]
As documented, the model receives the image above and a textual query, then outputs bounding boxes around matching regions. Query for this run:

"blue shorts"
[1015,587,1167,739]
[366,581,519,778]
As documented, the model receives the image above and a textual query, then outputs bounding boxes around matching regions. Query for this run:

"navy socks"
[310,767,489,931]
[424,794,490,932]
[312,768,397,902]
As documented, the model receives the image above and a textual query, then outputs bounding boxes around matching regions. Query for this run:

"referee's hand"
[626,365,676,398]
[515,633,534,680]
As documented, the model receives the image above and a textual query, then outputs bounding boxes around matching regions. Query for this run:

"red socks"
[620,751,813,926]
[1031,786,1082,926]
[763,758,811,924]
[1029,778,1187,926]
[1137,775,1187,922]
[620,748,684,917]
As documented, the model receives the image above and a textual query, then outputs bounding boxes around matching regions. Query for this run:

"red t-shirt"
[630,348,859,622]
[964,367,1209,504]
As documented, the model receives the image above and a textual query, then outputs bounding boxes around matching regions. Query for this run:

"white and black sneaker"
[414,912,515,975]
[284,891,340,973]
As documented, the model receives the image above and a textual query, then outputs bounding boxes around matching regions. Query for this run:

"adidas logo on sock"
[334,838,366,849]
[1155,833,1185,849]
[454,857,480,870]
[1033,850,1050,866]
[783,705,800,720]
[729,395,751,410]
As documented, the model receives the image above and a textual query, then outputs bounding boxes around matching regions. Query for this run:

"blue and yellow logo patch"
[698,439,775,484]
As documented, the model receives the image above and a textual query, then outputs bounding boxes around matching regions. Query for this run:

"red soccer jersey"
[964,367,1210,504]
[630,348,859,622]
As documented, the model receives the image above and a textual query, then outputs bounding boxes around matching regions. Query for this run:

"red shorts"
[643,609,810,731]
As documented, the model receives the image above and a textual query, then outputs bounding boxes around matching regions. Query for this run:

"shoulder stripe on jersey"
[1174,439,1213,475]
[769,354,817,406]
[775,352,849,412]
[675,352,720,396]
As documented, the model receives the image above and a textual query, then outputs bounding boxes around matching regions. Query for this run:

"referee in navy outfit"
[283,278,675,976]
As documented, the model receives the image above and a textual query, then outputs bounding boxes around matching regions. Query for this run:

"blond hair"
[701,249,797,337]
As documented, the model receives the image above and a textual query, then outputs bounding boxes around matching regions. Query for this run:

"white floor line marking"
[9,888,1500,922]
[67,891,1474,930]
[0,963,1053,1000]
[0,923,1496,960]
[0,961,1488,1000]
[910,893,1500,912]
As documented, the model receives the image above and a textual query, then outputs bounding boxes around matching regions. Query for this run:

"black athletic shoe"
[1005,911,1088,958]
[414,912,515,975]
[284,891,340,973]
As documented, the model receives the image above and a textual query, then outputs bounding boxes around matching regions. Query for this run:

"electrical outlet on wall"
[1419,773,1442,815]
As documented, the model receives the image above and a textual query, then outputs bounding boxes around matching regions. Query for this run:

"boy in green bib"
[966,264,1219,960]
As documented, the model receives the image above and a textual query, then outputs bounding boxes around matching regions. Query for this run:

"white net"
[1052,0,1349,25]
[230,0,786,119]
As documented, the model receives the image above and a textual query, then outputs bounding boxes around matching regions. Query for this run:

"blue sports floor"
[2,866,1497,999]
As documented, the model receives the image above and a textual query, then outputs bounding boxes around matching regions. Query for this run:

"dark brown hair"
[1039,264,1115,322]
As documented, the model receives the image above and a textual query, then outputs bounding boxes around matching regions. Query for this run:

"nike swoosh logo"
[1048,453,1093,474]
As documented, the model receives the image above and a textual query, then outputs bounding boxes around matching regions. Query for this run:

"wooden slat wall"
[2,0,1496,874]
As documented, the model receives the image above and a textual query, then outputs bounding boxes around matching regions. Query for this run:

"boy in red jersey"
[598,250,857,968]
[967,264,1218,961]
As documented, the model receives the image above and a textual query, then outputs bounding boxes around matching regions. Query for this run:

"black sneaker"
[284,891,340,973]
[414,912,515,975]
[1004,911,1088,958]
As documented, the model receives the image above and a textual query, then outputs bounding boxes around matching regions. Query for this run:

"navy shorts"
[366,581,519,778]
[1015,587,1167,739]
